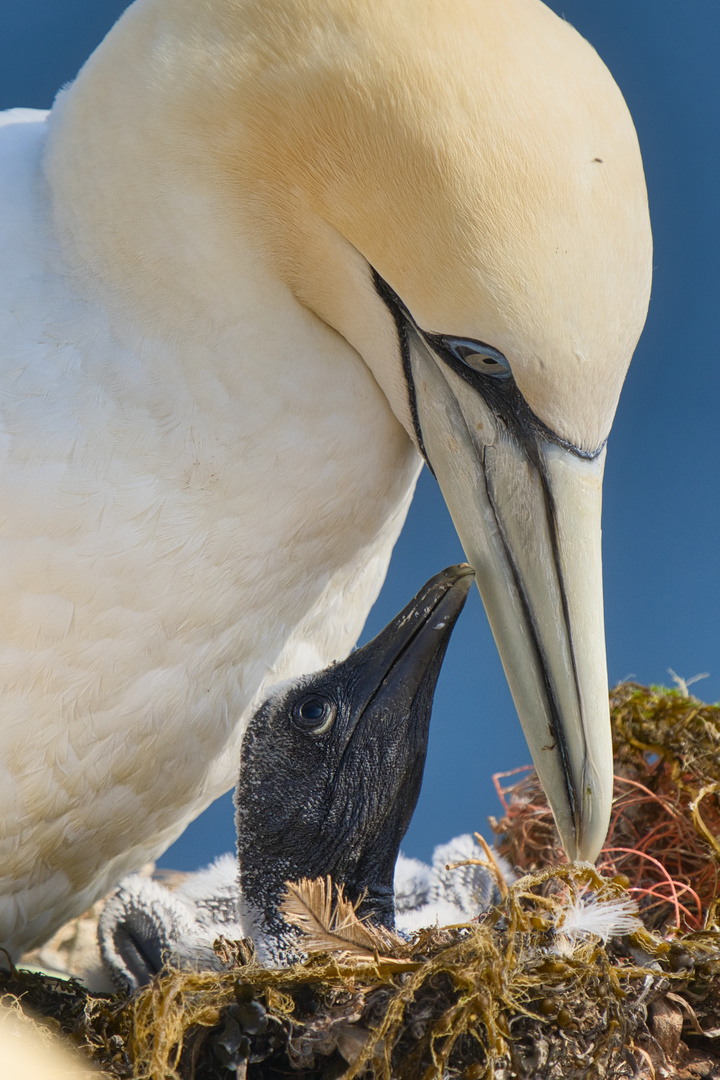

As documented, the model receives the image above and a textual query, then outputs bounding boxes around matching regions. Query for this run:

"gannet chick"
[100,566,496,988]
[394,834,515,933]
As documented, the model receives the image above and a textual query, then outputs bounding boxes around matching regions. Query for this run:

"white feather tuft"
[554,890,641,956]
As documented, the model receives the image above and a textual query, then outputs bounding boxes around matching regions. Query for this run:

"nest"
[3,683,720,1080]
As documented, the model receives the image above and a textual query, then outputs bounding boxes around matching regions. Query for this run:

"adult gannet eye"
[291,694,337,734]
[446,339,511,378]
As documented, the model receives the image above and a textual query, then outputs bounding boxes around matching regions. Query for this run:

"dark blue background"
[2,1,718,868]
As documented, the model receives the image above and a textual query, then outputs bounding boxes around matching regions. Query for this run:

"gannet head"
[212,0,650,444]
[220,0,651,862]
[54,0,652,861]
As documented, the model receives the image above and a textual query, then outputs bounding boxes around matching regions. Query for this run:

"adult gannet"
[99,566,481,986]
[0,0,652,955]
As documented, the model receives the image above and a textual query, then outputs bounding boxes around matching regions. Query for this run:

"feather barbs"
[553,886,642,958]
[280,876,410,967]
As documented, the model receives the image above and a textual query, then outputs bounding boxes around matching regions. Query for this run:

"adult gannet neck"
[99,567,473,986]
[0,0,651,954]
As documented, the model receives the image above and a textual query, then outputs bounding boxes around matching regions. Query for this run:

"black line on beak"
[536,464,589,790]
[372,268,433,472]
[442,392,583,840]
[480,458,581,835]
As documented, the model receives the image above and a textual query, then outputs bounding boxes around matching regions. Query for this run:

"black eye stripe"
[371,266,602,462]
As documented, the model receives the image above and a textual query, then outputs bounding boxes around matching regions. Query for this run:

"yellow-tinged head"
[63,0,651,451]
[169,0,651,452]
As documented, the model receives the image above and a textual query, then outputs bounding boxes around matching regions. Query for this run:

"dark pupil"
[457,345,495,365]
[299,698,326,721]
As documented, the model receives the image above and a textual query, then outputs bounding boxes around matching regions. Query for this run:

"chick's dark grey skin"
[236,563,474,961]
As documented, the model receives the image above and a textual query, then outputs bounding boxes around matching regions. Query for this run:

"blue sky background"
[1,1,718,869]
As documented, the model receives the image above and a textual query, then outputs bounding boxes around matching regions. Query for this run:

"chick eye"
[291,694,337,735]
[446,339,511,378]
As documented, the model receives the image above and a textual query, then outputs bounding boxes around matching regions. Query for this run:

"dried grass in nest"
[493,682,720,933]
[3,683,720,1079]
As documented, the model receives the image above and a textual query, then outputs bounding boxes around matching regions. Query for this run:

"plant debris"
[2,683,720,1079]
[492,682,720,933]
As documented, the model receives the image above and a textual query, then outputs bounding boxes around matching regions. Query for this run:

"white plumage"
[100,856,242,990]
[553,889,642,957]
[0,1002,97,1080]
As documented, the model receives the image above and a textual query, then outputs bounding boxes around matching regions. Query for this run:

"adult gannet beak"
[404,322,612,863]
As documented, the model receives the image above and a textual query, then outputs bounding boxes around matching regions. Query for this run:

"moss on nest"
[3,684,720,1079]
